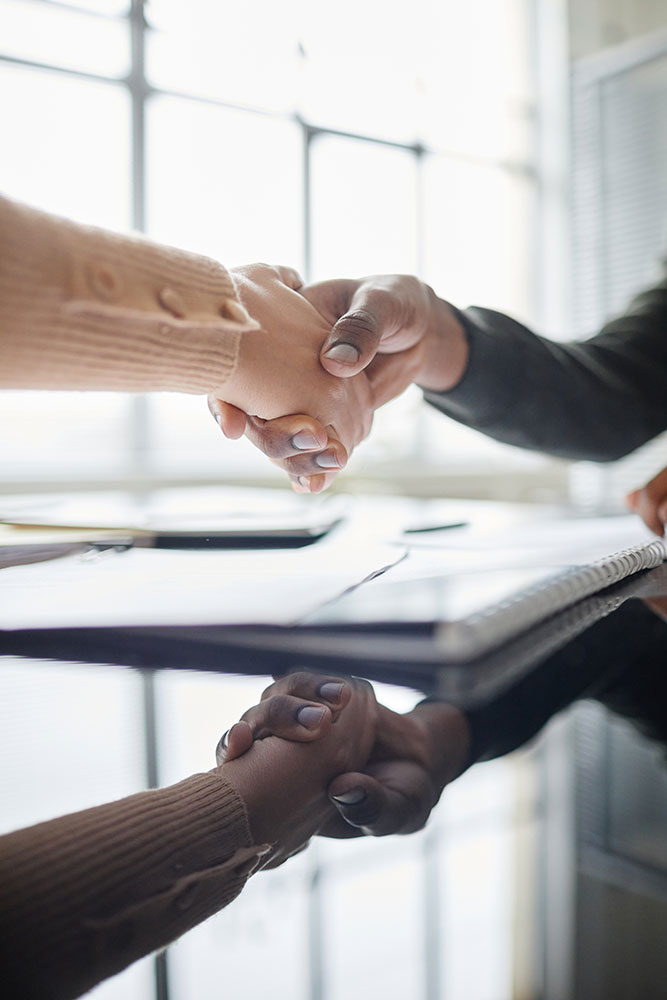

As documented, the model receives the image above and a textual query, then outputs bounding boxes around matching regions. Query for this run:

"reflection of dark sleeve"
[423,276,667,461]
[465,601,667,764]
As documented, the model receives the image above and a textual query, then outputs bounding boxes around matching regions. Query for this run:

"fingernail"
[296,476,310,490]
[323,343,360,365]
[215,729,230,762]
[292,431,320,450]
[297,706,326,729]
[319,682,344,702]
[214,413,222,427]
[331,787,366,805]
[315,451,340,469]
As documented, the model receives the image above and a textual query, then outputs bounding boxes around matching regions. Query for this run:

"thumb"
[320,285,399,377]
[328,771,393,833]
[208,397,248,439]
[328,761,434,836]
[320,310,382,377]
[626,488,640,511]
[215,721,254,765]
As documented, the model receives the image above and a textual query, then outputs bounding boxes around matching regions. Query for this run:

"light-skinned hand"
[209,264,375,488]
[211,273,468,492]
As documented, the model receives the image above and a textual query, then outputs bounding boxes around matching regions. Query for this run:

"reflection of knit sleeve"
[0,770,266,1000]
[0,195,260,396]
[464,600,667,765]
[424,279,667,461]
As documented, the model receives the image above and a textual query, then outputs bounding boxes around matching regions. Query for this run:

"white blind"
[570,35,667,509]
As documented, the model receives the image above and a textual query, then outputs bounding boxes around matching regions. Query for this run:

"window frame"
[0,0,568,503]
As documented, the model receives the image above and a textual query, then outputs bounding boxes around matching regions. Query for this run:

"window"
[0,0,547,494]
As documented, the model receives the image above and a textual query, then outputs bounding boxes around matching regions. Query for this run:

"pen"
[403,521,468,535]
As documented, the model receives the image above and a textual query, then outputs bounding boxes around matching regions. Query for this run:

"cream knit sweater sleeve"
[0,195,260,394]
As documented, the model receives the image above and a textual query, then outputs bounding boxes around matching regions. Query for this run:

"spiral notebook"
[431,536,667,659]
[303,516,667,662]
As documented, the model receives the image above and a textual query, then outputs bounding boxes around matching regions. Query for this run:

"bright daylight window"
[0,0,547,494]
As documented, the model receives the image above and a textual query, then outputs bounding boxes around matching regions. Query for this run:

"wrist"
[218,734,344,856]
[219,324,267,412]
[416,293,469,392]
[408,700,471,795]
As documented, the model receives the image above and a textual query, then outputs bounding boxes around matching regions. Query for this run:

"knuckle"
[261,430,292,459]
[283,453,324,476]
[352,677,374,697]
[365,286,397,312]
[246,423,287,459]
[266,695,292,729]
[286,671,313,695]
[336,309,379,342]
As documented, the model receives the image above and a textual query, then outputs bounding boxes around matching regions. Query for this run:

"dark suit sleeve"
[423,276,667,462]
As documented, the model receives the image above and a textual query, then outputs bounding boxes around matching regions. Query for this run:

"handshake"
[215,670,471,870]
[211,264,667,539]
[207,264,469,493]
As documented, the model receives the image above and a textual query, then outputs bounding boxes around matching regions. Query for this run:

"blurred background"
[0,0,565,499]
[1,1,667,998]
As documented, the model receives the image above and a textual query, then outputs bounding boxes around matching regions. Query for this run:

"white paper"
[0,519,405,630]
[401,513,658,566]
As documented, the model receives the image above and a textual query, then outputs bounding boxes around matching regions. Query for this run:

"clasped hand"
[209,266,464,492]
[218,673,470,850]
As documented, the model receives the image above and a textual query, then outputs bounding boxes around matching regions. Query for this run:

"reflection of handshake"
[215,672,470,868]
[208,264,469,493]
